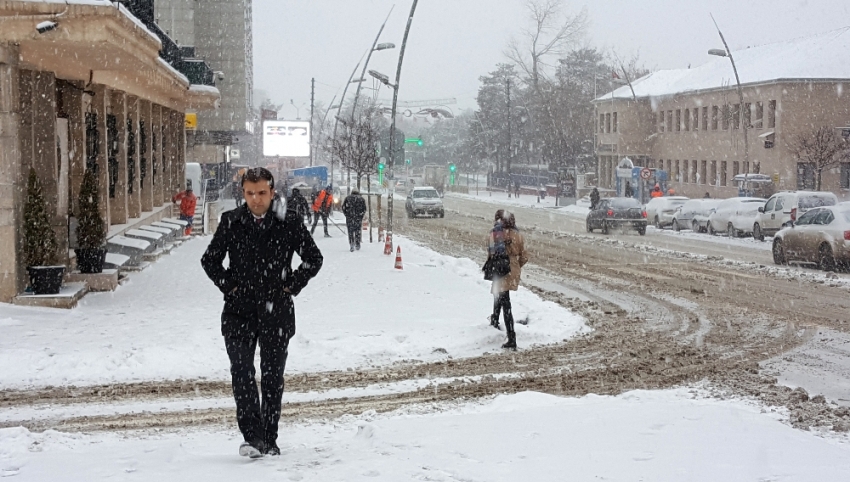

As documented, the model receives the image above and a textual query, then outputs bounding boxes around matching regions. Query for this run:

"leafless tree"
[790,126,848,191]
[505,0,588,91]
[332,109,380,190]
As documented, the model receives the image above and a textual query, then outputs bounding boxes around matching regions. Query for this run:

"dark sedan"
[586,198,647,235]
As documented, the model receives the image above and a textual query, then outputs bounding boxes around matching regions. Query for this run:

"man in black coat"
[287,187,311,224]
[341,189,367,251]
[201,167,323,458]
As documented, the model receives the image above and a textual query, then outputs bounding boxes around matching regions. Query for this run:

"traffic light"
[449,164,456,185]
[404,137,423,146]
[377,162,385,184]
[449,164,456,172]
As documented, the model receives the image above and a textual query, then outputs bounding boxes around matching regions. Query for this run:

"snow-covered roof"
[595,26,850,102]
[189,84,221,95]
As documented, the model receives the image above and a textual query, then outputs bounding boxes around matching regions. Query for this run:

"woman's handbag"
[482,254,510,281]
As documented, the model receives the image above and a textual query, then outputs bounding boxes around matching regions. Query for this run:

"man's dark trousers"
[224,332,288,448]
[346,217,363,247]
[311,211,329,235]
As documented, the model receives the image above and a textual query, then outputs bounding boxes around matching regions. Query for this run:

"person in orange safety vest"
[172,182,198,235]
[310,185,334,237]
[650,184,664,198]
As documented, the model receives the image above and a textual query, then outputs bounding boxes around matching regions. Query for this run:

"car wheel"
[654,216,661,229]
[439,211,445,218]
[672,219,680,232]
[586,218,593,233]
[637,226,646,236]
[601,221,609,235]
[727,223,738,238]
[708,223,717,236]
[772,239,786,265]
[753,223,764,242]
[819,243,836,272]
[691,220,700,232]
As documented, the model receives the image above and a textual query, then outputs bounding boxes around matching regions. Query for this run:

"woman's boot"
[502,331,517,350]
[489,314,501,330]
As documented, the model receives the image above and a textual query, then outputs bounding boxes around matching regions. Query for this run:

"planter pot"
[75,248,107,274]
[27,266,65,295]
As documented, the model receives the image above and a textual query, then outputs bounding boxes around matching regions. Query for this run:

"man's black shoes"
[264,443,281,456]
[239,440,264,459]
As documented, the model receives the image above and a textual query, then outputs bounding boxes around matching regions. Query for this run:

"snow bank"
[0,224,585,389]
[2,389,849,480]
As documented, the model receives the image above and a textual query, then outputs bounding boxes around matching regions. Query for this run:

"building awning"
[758,130,775,138]
[0,1,217,113]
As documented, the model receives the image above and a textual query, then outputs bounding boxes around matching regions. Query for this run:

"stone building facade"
[593,28,850,200]
[0,1,219,302]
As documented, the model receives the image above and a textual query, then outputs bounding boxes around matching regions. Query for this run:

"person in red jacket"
[310,185,333,237]
[172,182,198,235]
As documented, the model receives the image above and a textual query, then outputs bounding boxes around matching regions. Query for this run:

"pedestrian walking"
[514,180,521,199]
[624,181,634,198]
[590,187,600,209]
[485,210,528,350]
[172,181,198,235]
[201,167,323,458]
[310,185,334,237]
[287,188,311,224]
[341,189,366,252]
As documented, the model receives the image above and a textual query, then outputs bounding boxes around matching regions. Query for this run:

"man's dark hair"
[241,167,275,189]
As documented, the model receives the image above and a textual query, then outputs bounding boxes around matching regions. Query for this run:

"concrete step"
[12,282,88,309]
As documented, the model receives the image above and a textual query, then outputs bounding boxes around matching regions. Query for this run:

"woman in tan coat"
[487,210,529,350]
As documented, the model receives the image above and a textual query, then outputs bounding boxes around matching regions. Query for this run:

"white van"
[752,191,838,240]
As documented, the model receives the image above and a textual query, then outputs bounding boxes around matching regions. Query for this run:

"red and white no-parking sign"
[640,168,652,180]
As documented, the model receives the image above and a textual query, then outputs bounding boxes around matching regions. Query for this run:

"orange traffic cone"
[394,246,403,270]
[383,233,393,255]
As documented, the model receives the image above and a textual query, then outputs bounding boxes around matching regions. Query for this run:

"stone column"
[174,110,186,194]
[66,82,85,219]
[161,108,173,204]
[139,99,153,212]
[31,71,65,262]
[151,104,162,206]
[89,85,111,227]
[126,95,141,218]
[0,44,22,301]
[108,91,128,225]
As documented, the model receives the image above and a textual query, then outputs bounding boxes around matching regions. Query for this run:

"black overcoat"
[201,203,323,340]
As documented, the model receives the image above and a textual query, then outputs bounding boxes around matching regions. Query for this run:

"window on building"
[752,162,760,174]
[675,160,681,182]
[721,105,730,130]
[743,103,752,128]
[606,113,611,133]
[684,108,690,131]
[676,110,681,132]
[797,162,816,190]
[768,100,776,128]
[693,108,700,131]
[732,104,740,129]
[708,161,719,186]
[733,161,740,177]
[600,113,605,132]
[702,107,709,132]
[700,160,707,185]
[667,110,673,132]
[613,112,618,133]
[754,102,763,129]
[720,161,728,187]
[658,112,664,133]
[691,160,698,184]
[712,106,719,130]
[666,159,672,174]
[841,163,850,189]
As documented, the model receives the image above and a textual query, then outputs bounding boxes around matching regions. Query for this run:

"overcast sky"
[254,0,849,119]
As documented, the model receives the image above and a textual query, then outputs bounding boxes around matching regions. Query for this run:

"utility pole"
[310,77,315,167]
[386,0,419,251]
[506,77,512,180]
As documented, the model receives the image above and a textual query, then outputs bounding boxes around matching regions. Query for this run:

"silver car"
[671,199,722,232]
[406,187,445,218]
[772,206,850,271]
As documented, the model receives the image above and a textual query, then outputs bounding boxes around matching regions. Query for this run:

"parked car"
[772,206,850,271]
[707,197,765,237]
[644,196,688,229]
[406,186,445,218]
[586,197,647,235]
[753,190,839,241]
[671,199,722,232]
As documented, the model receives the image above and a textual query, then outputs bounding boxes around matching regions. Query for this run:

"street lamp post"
[371,0,419,252]
[709,14,749,194]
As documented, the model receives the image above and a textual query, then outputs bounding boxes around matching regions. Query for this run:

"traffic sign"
[640,168,652,180]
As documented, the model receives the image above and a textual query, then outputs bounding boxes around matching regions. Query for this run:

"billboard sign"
[263,121,310,157]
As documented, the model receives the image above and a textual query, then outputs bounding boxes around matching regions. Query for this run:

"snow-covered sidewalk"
[3,389,849,481]
[0,224,585,389]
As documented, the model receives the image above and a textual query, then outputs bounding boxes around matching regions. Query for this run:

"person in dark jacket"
[341,189,367,252]
[287,188,311,224]
[590,187,600,209]
[201,167,323,458]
